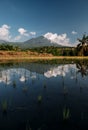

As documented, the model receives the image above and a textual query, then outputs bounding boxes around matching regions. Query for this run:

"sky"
[0,0,88,46]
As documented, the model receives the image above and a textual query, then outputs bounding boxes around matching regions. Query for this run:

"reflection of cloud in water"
[0,65,76,84]
[0,68,37,84]
[44,64,76,78]
[20,76,26,82]
[0,70,11,84]
[31,74,36,79]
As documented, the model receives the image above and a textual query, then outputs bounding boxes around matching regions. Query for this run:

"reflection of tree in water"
[76,61,88,77]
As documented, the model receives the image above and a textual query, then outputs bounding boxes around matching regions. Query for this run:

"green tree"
[77,34,88,56]
[0,44,20,51]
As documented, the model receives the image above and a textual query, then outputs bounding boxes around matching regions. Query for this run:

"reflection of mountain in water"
[0,63,77,85]
[0,60,88,83]
[0,62,61,74]
[23,63,58,74]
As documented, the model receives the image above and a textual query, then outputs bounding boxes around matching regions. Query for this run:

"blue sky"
[0,0,88,46]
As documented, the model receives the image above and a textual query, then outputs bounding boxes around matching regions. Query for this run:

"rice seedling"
[2,100,8,113]
[26,125,32,130]
[13,80,16,88]
[37,128,41,130]
[26,126,32,130]
[63,86,68,95]
[43,80,47,88]
[63,107,70,120]
[22,86,28,93]
[80,84,84,93]
[44,83,46,88]
[26,120,32,130]
[38,95,42,103]
[81,112,84,120]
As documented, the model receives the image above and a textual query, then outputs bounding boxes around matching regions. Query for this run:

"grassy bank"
[1,56,88,61]
[0,51,88,61]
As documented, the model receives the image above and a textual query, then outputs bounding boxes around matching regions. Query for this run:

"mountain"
[21,36,63,48]
[0,40,8,44]
[0,36,68,49]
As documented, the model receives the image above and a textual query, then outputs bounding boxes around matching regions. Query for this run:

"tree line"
[0,44,20,51]
[0,34,88,56]
[29,46,77,56]
[29,34,88,56]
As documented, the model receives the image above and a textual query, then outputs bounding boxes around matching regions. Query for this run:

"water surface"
[0,60,88,130]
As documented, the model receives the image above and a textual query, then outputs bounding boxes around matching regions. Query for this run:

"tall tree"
[77,34,88,56]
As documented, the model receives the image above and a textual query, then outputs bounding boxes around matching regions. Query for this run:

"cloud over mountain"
[44,32,71,46]
[0,24,77,46]
[14,28,36,41]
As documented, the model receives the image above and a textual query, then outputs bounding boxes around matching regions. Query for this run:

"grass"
[22,86,28,93]
[26,125,32,130]
[26,126,32,130]
[13,80,16,88]
[38,95,42,103]
[0,51,88,61]
[63,107,70,120]
[26,120,31,130]
[2,100,8,113]
[1,56,88,60]
[63,86,68,95]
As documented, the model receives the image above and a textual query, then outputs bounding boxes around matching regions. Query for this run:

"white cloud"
[44,32,71,46]
[18,28,27,35]
[0,24,11,41]
[73,40,79,47]
[14,28,29,41]
[30,32,36,35]
[18,28,36,37]
[14,28,36,41]
[72,31,77,35]
[0,24,37,42]
[18,28,29,36]
[13,28,37,41]
[2,24,10,29]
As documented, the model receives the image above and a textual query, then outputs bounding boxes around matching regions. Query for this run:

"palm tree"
[77,34,88,56]
[76,61,88,77]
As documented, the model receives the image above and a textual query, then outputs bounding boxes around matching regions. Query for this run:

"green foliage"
[2,100,8,113]
[1,37,88,56]
[38,95,42,103]
[0,44,20,51]
[77,34,88,56]
[63,107,70,120]
[29,46,76,56]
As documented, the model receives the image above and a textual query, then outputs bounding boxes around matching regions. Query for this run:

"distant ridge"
[22,36,63,48]
[0,40,8,43]
[0,36,69,49]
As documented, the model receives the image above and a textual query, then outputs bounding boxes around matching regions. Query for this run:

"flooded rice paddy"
[0,59,88,130]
